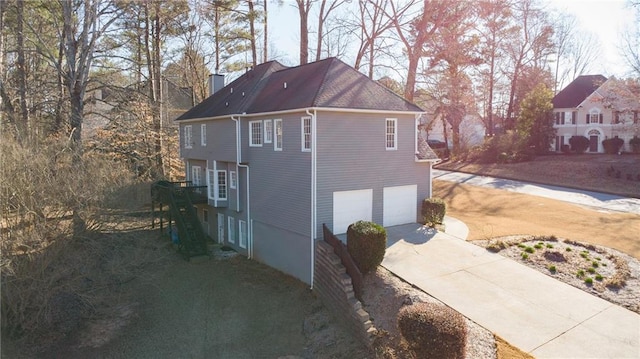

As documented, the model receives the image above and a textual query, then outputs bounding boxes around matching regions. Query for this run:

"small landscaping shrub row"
[397,302,467,359]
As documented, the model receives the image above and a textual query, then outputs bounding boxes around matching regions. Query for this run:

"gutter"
[176,107,425,124]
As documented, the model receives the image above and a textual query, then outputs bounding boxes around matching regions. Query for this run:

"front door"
[589,135,598,152]
[217,213,224,244]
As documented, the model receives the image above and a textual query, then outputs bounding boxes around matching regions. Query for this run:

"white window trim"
[249,120,263,147]
[184,125,193,149]
[228,216,235,244]
[301,117,312,152]
[264,119,273,144]
[239,220,247,249]
[201,124,207,146]
[274,119,283,151]
[215,170,228,200]
[385,118,397,150]
[230,170,237,189]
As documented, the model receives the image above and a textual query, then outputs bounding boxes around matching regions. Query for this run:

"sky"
[267,0,638,79]
[547,0,636,78]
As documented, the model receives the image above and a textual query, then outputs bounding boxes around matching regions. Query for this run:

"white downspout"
[232,116,241,212]
[232,116,252,259]
[239,163,251,258]
[306,108,317,289]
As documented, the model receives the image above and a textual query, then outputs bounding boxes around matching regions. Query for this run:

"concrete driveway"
[433,169,640,214]
[382,222,640,358]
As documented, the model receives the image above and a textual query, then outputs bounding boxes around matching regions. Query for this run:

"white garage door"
[333,189,373,234]
[383,185,417,227]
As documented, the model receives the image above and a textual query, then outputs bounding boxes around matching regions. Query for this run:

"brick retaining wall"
[314,240,376,346]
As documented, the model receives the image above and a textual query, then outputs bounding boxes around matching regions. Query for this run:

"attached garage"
[332,189,373,234]
[383,185,417,227]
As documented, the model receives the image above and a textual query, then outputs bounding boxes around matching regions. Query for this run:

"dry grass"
[437,154,640,198]
[0,135,159,349]
[433,181,640,259]
[495,336,535,359]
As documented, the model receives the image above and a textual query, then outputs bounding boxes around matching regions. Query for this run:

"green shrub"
[346,220,387,275]
[524,246,535,253]
[569,136,589,154]
[397,302,467,359]
[422,198,446,226]
[548,265,557,273]
[602,137,624,154]
[585,277,593,285]
[630,136,640,153]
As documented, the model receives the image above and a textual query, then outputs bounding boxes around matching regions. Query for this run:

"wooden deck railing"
[322,224,363,301]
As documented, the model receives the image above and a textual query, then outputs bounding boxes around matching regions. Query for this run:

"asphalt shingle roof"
[177,57,422,120]
[552,74,607,108]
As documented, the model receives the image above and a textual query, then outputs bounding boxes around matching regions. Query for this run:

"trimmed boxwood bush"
[630,136,640,153]
[602,137,624,154]
[422,198,446,226]
[346,220,386,275]
[398,302,467,359]
[569,135,589,153]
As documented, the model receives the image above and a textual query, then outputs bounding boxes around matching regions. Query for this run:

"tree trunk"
[315,0,326,61]
[263,0,268,63]
[297,0,309,65]
[152,4,165,177]
[404,54,419,101]
[17,0,29,142]
[248,0,257,67]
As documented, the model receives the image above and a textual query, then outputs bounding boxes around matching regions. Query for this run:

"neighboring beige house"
[84,78,194,137]
[552,75,640,153]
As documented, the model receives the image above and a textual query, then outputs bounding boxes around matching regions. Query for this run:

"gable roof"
[552,74,607,108]
[177,57,422,120]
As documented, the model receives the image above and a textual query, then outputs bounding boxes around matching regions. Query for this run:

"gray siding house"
[176,57,439,285]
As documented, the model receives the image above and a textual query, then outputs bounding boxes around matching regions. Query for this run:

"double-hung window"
[191,165,202,186]
[216,170,227,200]
[264,120,273,143]
[587,110,603,124]
[201,124,207,146]
[184,125,193,149]
[274,119,283,151]
[250,120,263,146]
[301,117,312,152]
[207,169,215,199]
[385,118,397,150]
[230,171,237,189]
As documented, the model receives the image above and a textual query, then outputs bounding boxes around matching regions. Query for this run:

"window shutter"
[572,112,576,124]
[585,114,589,123]
[599,113,603,123]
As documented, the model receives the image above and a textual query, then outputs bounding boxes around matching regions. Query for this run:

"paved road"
[433,169,640,215]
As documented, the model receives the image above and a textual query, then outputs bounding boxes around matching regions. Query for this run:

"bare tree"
[295,0,314,65]
[351,0,395,79]
[503,0,554,126]
[16,0,30,142]
[621,0,640,76]
[314,0,346,61]
[476,0,515,135]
